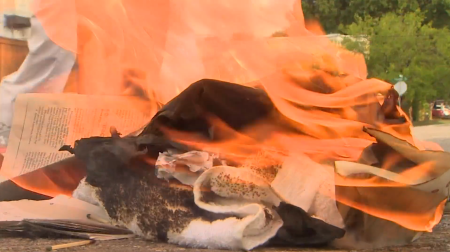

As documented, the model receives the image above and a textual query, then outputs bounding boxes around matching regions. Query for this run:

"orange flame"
[0,0,441,235]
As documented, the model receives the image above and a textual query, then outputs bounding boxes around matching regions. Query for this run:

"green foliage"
[341,12,450,106]
[301,0,450,120]
[340,36,369,55]
[301,0,450,33]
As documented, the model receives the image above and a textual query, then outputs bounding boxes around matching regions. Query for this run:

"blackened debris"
[270,202,345,247]
[70,133,234,240]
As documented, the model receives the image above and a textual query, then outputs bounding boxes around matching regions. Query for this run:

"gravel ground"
[2,124,450,252]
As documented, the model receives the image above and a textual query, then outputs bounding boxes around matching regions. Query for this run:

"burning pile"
[6,79,441,250]
[1,0,449,250]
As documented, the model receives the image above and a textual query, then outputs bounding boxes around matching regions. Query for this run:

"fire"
[2,0,447,241]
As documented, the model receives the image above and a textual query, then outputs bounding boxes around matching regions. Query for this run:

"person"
[0,15,76,148]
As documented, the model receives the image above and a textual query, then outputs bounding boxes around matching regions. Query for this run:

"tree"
[342,12,450,120]
[300,0,450,121]
[301,0,450,33]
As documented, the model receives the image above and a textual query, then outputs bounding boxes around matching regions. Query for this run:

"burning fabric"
[0,80,449,250]
[63,82,348,250]
[26,79,438,250]
[0,0,449,251]
[71,147,344,250]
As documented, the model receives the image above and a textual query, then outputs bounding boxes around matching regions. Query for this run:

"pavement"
[413,124,450,151]
[2,220,450,252]
[1,123,450,251]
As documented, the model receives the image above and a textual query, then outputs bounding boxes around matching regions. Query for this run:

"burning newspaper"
[1,0,449,250]
[0,93,154,182]
[0,79,449,251]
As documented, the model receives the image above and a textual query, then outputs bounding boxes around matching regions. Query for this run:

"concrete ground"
[413,124,450,150]
[2,217,450,252]
[1,124,450,251]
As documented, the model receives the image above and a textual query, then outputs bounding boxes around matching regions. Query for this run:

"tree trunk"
[412,96,420,121]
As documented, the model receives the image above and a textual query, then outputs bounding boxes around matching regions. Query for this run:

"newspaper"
[0,195,109,222]
[0,195,135,241]
[0,93,155,182]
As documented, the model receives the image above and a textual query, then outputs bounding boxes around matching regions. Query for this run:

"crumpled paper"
[154,150,343,250]
[155,150,222,185]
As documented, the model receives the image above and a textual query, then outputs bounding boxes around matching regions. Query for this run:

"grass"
[413,119,450,127]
